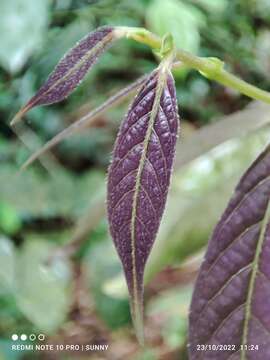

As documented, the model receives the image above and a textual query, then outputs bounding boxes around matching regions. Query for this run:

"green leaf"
[0,0,49,73]
[0,203,21,235]
[15,240,72,333]
[146,0,205,54]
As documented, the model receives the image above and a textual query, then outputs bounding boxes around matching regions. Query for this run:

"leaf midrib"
[240,198,270,360]
[130,70,167,309]
[30,31,113,106]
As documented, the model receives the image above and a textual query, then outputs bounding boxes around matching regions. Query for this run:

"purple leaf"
[20,74,149,170]
[189,145,270,360]
[11,26,117,125]
[107,68,179,343]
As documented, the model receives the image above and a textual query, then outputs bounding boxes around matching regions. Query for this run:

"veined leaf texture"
[107,68,179,343]
[189,145,270,360]
[11,26,117,125]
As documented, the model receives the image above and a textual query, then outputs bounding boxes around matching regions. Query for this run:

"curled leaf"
[189,145,270,359]
[107,66,179,343]
[11,26,118,125]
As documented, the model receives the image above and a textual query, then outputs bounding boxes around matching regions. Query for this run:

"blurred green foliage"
[1,0,270,358]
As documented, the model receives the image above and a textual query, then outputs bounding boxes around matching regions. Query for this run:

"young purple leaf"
[107,66,179,343]
[11,26,118,125]
[20,74,149,170]
[189,145,270,360]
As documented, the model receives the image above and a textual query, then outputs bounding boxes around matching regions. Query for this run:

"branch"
[118,26,270,104]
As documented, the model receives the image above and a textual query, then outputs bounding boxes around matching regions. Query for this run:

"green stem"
[116,26,270,104]
[213,70,270,104]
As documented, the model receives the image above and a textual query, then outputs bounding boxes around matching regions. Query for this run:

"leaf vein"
[216,175,270,241]
[205,221,261,278]
[198,302,246,360]
[152,126,168,183]
[140,185,157,217]
[145,157,163,194]
[110,189,134,220]
[116,111,151,154]
[251,314,270,337]
[112,141,144,176]
[195,263,252,328]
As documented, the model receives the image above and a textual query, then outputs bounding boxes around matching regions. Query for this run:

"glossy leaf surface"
[11,26,116,125]
[107,68,179,342]
[189,145,270,359]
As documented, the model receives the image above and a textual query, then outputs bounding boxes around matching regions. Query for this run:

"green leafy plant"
[11,25,270,354]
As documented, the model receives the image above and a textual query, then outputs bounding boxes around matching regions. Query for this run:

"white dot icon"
[21,334,27,341]
[12,334,18,341]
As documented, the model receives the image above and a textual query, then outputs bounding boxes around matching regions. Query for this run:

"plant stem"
[213,70,270,104]
[117,26,270,104]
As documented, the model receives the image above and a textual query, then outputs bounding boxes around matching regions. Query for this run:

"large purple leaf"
[189,145,270,360]
[11,26,117,125]
[107,68,179,343]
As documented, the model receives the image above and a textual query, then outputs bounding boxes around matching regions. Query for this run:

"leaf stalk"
[118,26,270,104]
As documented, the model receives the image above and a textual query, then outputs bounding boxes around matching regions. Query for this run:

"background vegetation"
[1,0,270,359]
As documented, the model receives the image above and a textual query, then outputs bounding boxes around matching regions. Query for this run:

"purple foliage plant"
[11,24,270,355]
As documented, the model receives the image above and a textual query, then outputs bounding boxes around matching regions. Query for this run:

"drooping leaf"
[11,26,119,125]
[20,74,149,170]
[189,145,270,359]
[107,67,179,343]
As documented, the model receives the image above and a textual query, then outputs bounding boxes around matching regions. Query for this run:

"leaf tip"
[10,104,32,126]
